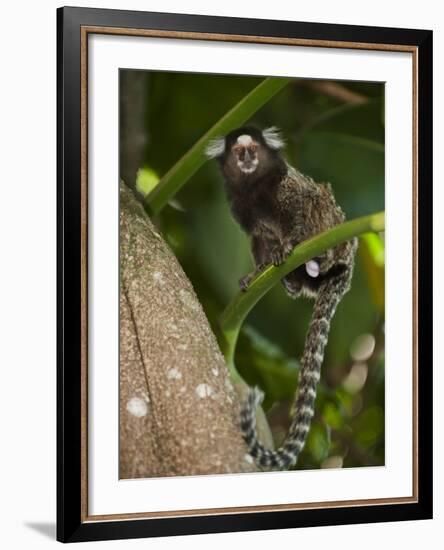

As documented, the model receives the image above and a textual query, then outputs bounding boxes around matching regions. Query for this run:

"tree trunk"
[119,182,269,478]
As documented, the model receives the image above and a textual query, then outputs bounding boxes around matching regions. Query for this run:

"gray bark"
[119,182,270,478]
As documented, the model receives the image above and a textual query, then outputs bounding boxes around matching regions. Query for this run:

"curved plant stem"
[219,211,385,379]
[144,77,291,215]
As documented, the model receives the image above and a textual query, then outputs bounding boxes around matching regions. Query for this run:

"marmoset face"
[205,126,286,183]
[231,134,260,174]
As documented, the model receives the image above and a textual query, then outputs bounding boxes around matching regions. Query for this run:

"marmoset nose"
[244,149,251,162]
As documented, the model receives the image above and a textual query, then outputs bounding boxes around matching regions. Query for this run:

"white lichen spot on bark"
[167,367,183,380]
[152,271,165,286]
[179,289,199,312]
[195,383,213,399]
[212,367,219,377]
[126,397,149,418]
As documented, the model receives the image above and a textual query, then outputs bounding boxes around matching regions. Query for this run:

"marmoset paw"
[251,387,265,407]
[239,274,252,292]
[283,241,294,258]
[271,248,285,266]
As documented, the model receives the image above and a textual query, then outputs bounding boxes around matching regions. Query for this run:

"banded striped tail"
[241,266,354,470]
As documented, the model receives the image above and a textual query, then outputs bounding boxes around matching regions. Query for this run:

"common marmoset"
[205,126,357,470]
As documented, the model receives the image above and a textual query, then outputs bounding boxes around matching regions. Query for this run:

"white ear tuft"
[262,126,285,150]
[204,137,226,159]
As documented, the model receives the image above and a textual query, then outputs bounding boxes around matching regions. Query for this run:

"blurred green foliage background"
[121,70,385,470]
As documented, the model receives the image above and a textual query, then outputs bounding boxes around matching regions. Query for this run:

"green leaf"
[136,166,160,196]
[144,77,291,214]
[353,406,384,446]
[359,233,385,313]
[307,423,331,463]
[322,402,344,429]
[236,325,300,408]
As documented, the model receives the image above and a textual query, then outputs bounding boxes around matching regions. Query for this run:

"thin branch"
[301,81,368,105]
[219,211,385,379]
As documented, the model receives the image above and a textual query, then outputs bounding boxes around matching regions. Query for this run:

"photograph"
[119,69,385,479]
[0,0,437,547]
[56,7,431,541]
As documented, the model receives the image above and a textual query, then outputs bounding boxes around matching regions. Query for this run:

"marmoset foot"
[239,273,253,292]
[270,240,294,267]
[270,247,288,266]
[239,263,267,291]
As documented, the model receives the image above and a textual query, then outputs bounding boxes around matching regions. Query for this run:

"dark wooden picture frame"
[57,6,433,543]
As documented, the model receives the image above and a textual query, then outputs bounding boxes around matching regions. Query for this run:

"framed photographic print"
[57,6,433,543]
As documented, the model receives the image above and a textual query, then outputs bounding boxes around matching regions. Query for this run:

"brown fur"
[207,126,357,469]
